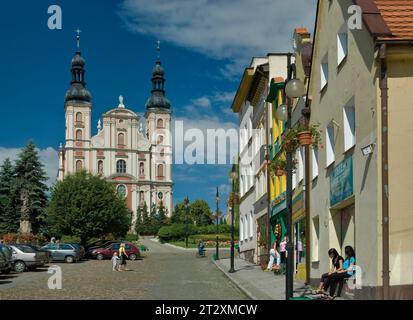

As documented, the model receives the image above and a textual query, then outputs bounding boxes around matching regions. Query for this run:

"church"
[58,33,173,232]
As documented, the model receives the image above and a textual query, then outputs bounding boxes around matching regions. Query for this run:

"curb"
[212,259,259,301]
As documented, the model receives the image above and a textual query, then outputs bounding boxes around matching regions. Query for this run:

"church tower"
[59,30,92,180]
[144,42,173,215]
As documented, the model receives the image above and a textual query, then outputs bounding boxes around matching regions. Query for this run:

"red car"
[91,242,140,260]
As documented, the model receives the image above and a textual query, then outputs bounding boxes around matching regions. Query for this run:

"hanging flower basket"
[297,131,313,146]
[275,166,285,176]
[269,158,287,177]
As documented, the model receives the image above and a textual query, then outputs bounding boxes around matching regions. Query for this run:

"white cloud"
[119,0,317,78]
[0,147,58,187]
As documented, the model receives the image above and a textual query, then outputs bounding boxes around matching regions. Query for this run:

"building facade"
[308,0,413,299]
[58,36,173,232]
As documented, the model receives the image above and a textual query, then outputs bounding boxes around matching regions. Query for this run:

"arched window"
[157,119,164,128]
[97,160,104,174]
[139,191,144,204]
[75,160,82,172]
[116,160,126,173]
[157,164,164,177]
[139,162,145,176]
[157,135,164,144]
[76,112,83,123]
[76,129,82,140]
[118,133,125,146]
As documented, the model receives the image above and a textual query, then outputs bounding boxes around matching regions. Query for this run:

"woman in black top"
[314,248,344,294]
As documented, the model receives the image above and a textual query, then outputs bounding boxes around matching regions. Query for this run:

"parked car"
[25,244,53,263]
[85,240,117,257]
[68,243,85,259]
[9,244,47,273]
[91,242,140,260]
[0,244,13,274]
[40,243,81,263]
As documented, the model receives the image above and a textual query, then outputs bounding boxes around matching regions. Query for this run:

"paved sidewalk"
[214,257,310,300]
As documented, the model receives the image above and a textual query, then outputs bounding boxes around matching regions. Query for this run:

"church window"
[139,162,145,176]
[157,119,164,128]
[118,133,125,146]
[75,160,82,172]
[76,112,83,123]
[116,185,127,199]
[157,135,164,144]
[98,160,104,174]
[116,160,127,174]
[76,129,82,140]
[157,164,164,177]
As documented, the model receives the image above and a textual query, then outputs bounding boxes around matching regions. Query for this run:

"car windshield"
[15,245,36,253]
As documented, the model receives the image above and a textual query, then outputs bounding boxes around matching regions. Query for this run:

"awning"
[266,78,285,105]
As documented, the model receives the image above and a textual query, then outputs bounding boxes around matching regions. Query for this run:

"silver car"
[40,243,81,263]
[9,244,47,273]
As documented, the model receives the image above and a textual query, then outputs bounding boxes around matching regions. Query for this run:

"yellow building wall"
[387,54,413,288]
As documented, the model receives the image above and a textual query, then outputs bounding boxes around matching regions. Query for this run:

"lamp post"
[184,196,190,248]
[229,164,238,273]
[215,187,220,260]
[275,53,306,300]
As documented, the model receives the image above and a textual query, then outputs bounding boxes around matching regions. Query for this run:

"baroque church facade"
[58,34,173,231]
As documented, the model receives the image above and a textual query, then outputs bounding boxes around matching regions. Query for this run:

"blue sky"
[0,0,317,214]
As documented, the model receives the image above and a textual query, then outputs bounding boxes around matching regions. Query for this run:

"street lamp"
[283,54,306,300]
[229,164,238,273]
[184,196,190,248]
[215,187,220,260]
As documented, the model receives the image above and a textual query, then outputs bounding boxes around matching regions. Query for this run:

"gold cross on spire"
[76,28,81,50]
[156,40,161,59]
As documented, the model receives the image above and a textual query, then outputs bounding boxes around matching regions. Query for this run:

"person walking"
[118,243,129,271]
[279,236,288,274]
[112,252,120,271]
[266,240,281,272]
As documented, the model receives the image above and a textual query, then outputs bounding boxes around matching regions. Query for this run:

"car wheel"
[14,261,26,273]
[65,256,75,263]
[129,254,137,261]
[96,254,104,260]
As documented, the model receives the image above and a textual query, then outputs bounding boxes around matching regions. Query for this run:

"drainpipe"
[379,43,390,300]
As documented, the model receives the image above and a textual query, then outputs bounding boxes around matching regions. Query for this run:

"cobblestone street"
[0,239,248,300]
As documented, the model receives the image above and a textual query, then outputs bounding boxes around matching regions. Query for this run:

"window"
[157,135,164,144]
[249,212,254,238]
[139,162,145,176]
[326,124,335,167]
[157,164,164,177]
[311,216,320,262]
[59,244,73,250]
[98,160,103,174]
[76,129,82,140]
[343,100,356,151]
[320,55,329,90]
[244,215,248,241]
[139,191,145,204]
[240,218,244,241]
[337,24,348,65]
[298,147,305,183]
[116,160,126,173]
[312,149,319,180]
[118,133,125,146]
[157,119,164,128]
[116,185,127,198]
[75,160,82,172]
[76,112,83,123]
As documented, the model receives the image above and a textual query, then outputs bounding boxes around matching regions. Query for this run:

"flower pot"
[275,167,285,177]
[297,131,312,146]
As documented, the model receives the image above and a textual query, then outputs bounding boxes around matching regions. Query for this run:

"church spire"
[65,29,92,104]
[145,41,171,111]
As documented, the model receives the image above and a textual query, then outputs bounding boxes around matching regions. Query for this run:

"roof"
[374,0,413,40]
[231,67,254,113]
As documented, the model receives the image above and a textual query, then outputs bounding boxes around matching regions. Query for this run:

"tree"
[157,201,167,224]
[14,141,48,233]
[45,171,130,245]
[0,158,18,234]
[190,199,212,226]
[171,201,189,224]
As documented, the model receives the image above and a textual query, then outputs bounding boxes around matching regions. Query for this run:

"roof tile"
[374,0,413,40]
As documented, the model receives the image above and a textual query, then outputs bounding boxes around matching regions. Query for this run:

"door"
[340,205,355,254]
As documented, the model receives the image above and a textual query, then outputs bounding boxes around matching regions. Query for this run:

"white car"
[9,244,47,273]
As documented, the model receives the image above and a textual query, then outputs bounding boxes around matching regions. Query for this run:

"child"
[112,252,120,271]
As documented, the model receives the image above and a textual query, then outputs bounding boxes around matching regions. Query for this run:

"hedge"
[189,233,239,242]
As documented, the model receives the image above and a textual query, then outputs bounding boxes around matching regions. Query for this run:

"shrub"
[189,233,239,242]
[60,235,81,243]
[18,233,35,244]
[2,233,17,244]
[158,224,197,243]
[122,234,139,242]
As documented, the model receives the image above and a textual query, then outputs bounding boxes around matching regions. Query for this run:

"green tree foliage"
[14,141,48,232]
[45,171,130,245]
[171,201,191,224]
[190,199,212,226]
[0,158,19,235]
